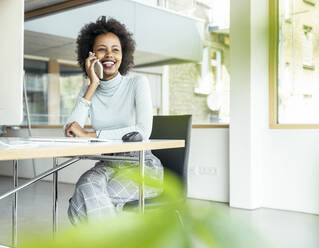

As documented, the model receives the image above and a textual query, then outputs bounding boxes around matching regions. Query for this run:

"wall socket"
[189,166,217,176]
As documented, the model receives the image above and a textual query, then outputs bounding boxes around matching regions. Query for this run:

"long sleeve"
[97,75,153,140]
[63,85,90,133]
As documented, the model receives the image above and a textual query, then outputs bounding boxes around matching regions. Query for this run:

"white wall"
[230,0,319,215]
[188,128,229,203]
[0,0,24,126]
[229,0,266,209]
[263,130,319,214]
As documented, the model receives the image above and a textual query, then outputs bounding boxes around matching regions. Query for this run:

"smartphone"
[89,52,103,79]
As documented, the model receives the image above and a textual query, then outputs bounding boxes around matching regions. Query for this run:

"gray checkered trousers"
[68,151,163,225]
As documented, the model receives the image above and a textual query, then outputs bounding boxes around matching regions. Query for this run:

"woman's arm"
[64,52,101,137]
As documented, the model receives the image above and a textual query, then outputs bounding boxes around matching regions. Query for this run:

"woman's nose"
[104,51,113,58]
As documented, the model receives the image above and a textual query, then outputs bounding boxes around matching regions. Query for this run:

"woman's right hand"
[85,52,100,88]
[65,121,87,137]
[83,52,100,101]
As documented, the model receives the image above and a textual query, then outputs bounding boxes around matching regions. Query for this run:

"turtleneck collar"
[98,73,122,96]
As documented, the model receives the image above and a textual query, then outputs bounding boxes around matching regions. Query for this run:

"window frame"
[269,0,319,129]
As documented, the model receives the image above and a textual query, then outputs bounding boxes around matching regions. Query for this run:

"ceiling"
[24,30,172,65]
[24,0,73,12]
[24,0,92,63]
[24,0,202,67]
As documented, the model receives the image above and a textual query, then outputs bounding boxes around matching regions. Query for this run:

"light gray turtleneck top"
[65,73,153,140]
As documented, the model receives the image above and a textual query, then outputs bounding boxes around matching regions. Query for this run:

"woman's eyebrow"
[96,44,120,48]
[96,44,106,47]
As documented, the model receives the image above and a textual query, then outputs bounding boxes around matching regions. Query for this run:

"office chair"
[124,114,192,210]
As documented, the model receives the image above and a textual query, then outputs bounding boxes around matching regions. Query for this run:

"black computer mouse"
[122,131,143,142]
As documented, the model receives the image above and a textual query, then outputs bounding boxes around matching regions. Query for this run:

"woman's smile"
[102,60,116,69]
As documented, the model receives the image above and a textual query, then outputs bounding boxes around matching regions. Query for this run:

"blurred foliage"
[22,170,267,248]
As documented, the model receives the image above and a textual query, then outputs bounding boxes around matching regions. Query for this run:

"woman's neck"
[102,72,118,81]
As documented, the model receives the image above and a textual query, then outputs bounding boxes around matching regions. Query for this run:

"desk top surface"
[0,137,185,161]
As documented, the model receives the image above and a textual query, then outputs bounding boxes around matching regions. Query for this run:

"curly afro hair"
[76,16,136,76]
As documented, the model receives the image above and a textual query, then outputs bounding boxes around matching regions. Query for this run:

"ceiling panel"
[24,30,74,54]
[24,0,71,12]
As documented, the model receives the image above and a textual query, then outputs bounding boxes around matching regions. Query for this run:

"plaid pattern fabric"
[68,151,163,225]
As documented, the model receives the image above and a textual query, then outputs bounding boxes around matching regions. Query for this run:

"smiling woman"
[64,16,164,225]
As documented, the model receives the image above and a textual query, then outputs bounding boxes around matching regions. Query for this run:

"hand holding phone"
[83,52,102,100]
[89,52,103,80]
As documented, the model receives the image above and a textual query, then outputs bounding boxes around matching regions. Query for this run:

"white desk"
[0,137,185,248]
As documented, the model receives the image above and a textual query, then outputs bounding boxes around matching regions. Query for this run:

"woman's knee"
[76,168,106,188]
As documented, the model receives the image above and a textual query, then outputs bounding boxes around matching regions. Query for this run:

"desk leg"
[53,158,58,238]
[12,160,18,248]
[138,151,145,214]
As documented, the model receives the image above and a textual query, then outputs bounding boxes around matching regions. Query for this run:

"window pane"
[23,59,49,125]
[278,0,319,124]
[132,71,162,115]
[168,60,230,124]
[164,0,230,124]
[23,60,83,126]
[59,64,83,125]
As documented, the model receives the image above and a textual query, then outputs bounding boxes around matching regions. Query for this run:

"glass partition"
[23,59,49,125]
[277,0,319,124]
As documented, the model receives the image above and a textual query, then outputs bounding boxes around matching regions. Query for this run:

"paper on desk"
[28,137,111,143]
[0,138,39,149]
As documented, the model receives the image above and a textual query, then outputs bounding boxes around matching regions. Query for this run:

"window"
[164,0,230,125]
[59,64,84,124]
[132,70,162,115]
[23,58,164,126]
[23,58,83,126]
[270,0,319,127]
[23,59,49,125]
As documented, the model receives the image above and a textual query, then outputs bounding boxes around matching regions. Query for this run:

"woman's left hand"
[65,122,88,138]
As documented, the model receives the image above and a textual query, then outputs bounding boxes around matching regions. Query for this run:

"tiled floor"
[0,176,74,247]
[0,175,319,247]
[189,199,319,248]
